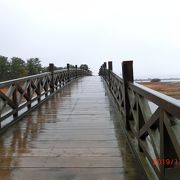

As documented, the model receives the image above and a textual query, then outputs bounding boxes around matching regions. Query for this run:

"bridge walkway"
[0,76,141,180]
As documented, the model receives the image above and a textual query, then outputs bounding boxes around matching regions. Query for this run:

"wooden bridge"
[0,62,179,180]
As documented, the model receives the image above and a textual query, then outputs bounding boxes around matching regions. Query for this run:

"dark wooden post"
[159,111,177,179]
[108,61,112,88]
[27,85,31,109]
[103,62,107,80]
[159,113,166,179]
[67,63,70,82]
[49,63,54,93]
[122,61,134,130]
[99,65,102,76]
[100,64,104,76]
[75,65,78,78]
[44,80,48,97]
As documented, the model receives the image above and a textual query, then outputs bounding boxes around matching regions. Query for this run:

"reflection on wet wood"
[0,76,141,180]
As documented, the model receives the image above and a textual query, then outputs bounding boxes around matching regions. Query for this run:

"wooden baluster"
[75,65,78,78]
[67,63,70,82]
[138,102,144,152]
[13,84,18,119]
[27,83,31,109]
[37,80,41,103]
[44,79,48,97]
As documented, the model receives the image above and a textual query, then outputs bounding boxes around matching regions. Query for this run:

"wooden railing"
[99,61,180,180]
[0,63,90,131]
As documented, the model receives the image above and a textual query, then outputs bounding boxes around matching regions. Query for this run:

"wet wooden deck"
[0,76,141,180]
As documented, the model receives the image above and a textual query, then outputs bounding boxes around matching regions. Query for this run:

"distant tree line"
[150,78,161,82]
[0,55,44,81]
[0,55,92,82]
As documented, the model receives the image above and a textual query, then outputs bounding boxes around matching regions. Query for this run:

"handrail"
[129,82,180,118]
[0,64,90,131]
[0,72,50,88]
[99,61,180,179]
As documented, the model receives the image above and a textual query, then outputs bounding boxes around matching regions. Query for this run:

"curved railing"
[99,61,180,179]
[0,64,90,131]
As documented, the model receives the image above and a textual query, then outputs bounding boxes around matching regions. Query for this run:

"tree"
[79,64,89,71]
[63,64,75,69]
[69,64,75,68]
[151,78,161,82]
[9,57,27,79]
[0,55,10,81]
[26,58,42,75]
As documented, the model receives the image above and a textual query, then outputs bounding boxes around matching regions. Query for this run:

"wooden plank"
[36,134,119,141]
[5,128,117,135]
[0,147,122,157]
[0,168,140,180]
[29,140,120,148]
[0,156,135,168]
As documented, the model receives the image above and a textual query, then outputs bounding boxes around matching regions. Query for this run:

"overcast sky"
[0,0,180,78]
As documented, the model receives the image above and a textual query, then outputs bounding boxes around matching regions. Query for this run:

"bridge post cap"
[103,62,107,68]
[122,61,133,65]
[108,61,113,71]
[49,63,54,72]
[122,60,134,82]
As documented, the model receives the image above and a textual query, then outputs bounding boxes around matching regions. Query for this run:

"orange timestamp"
[153,159,179,166]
